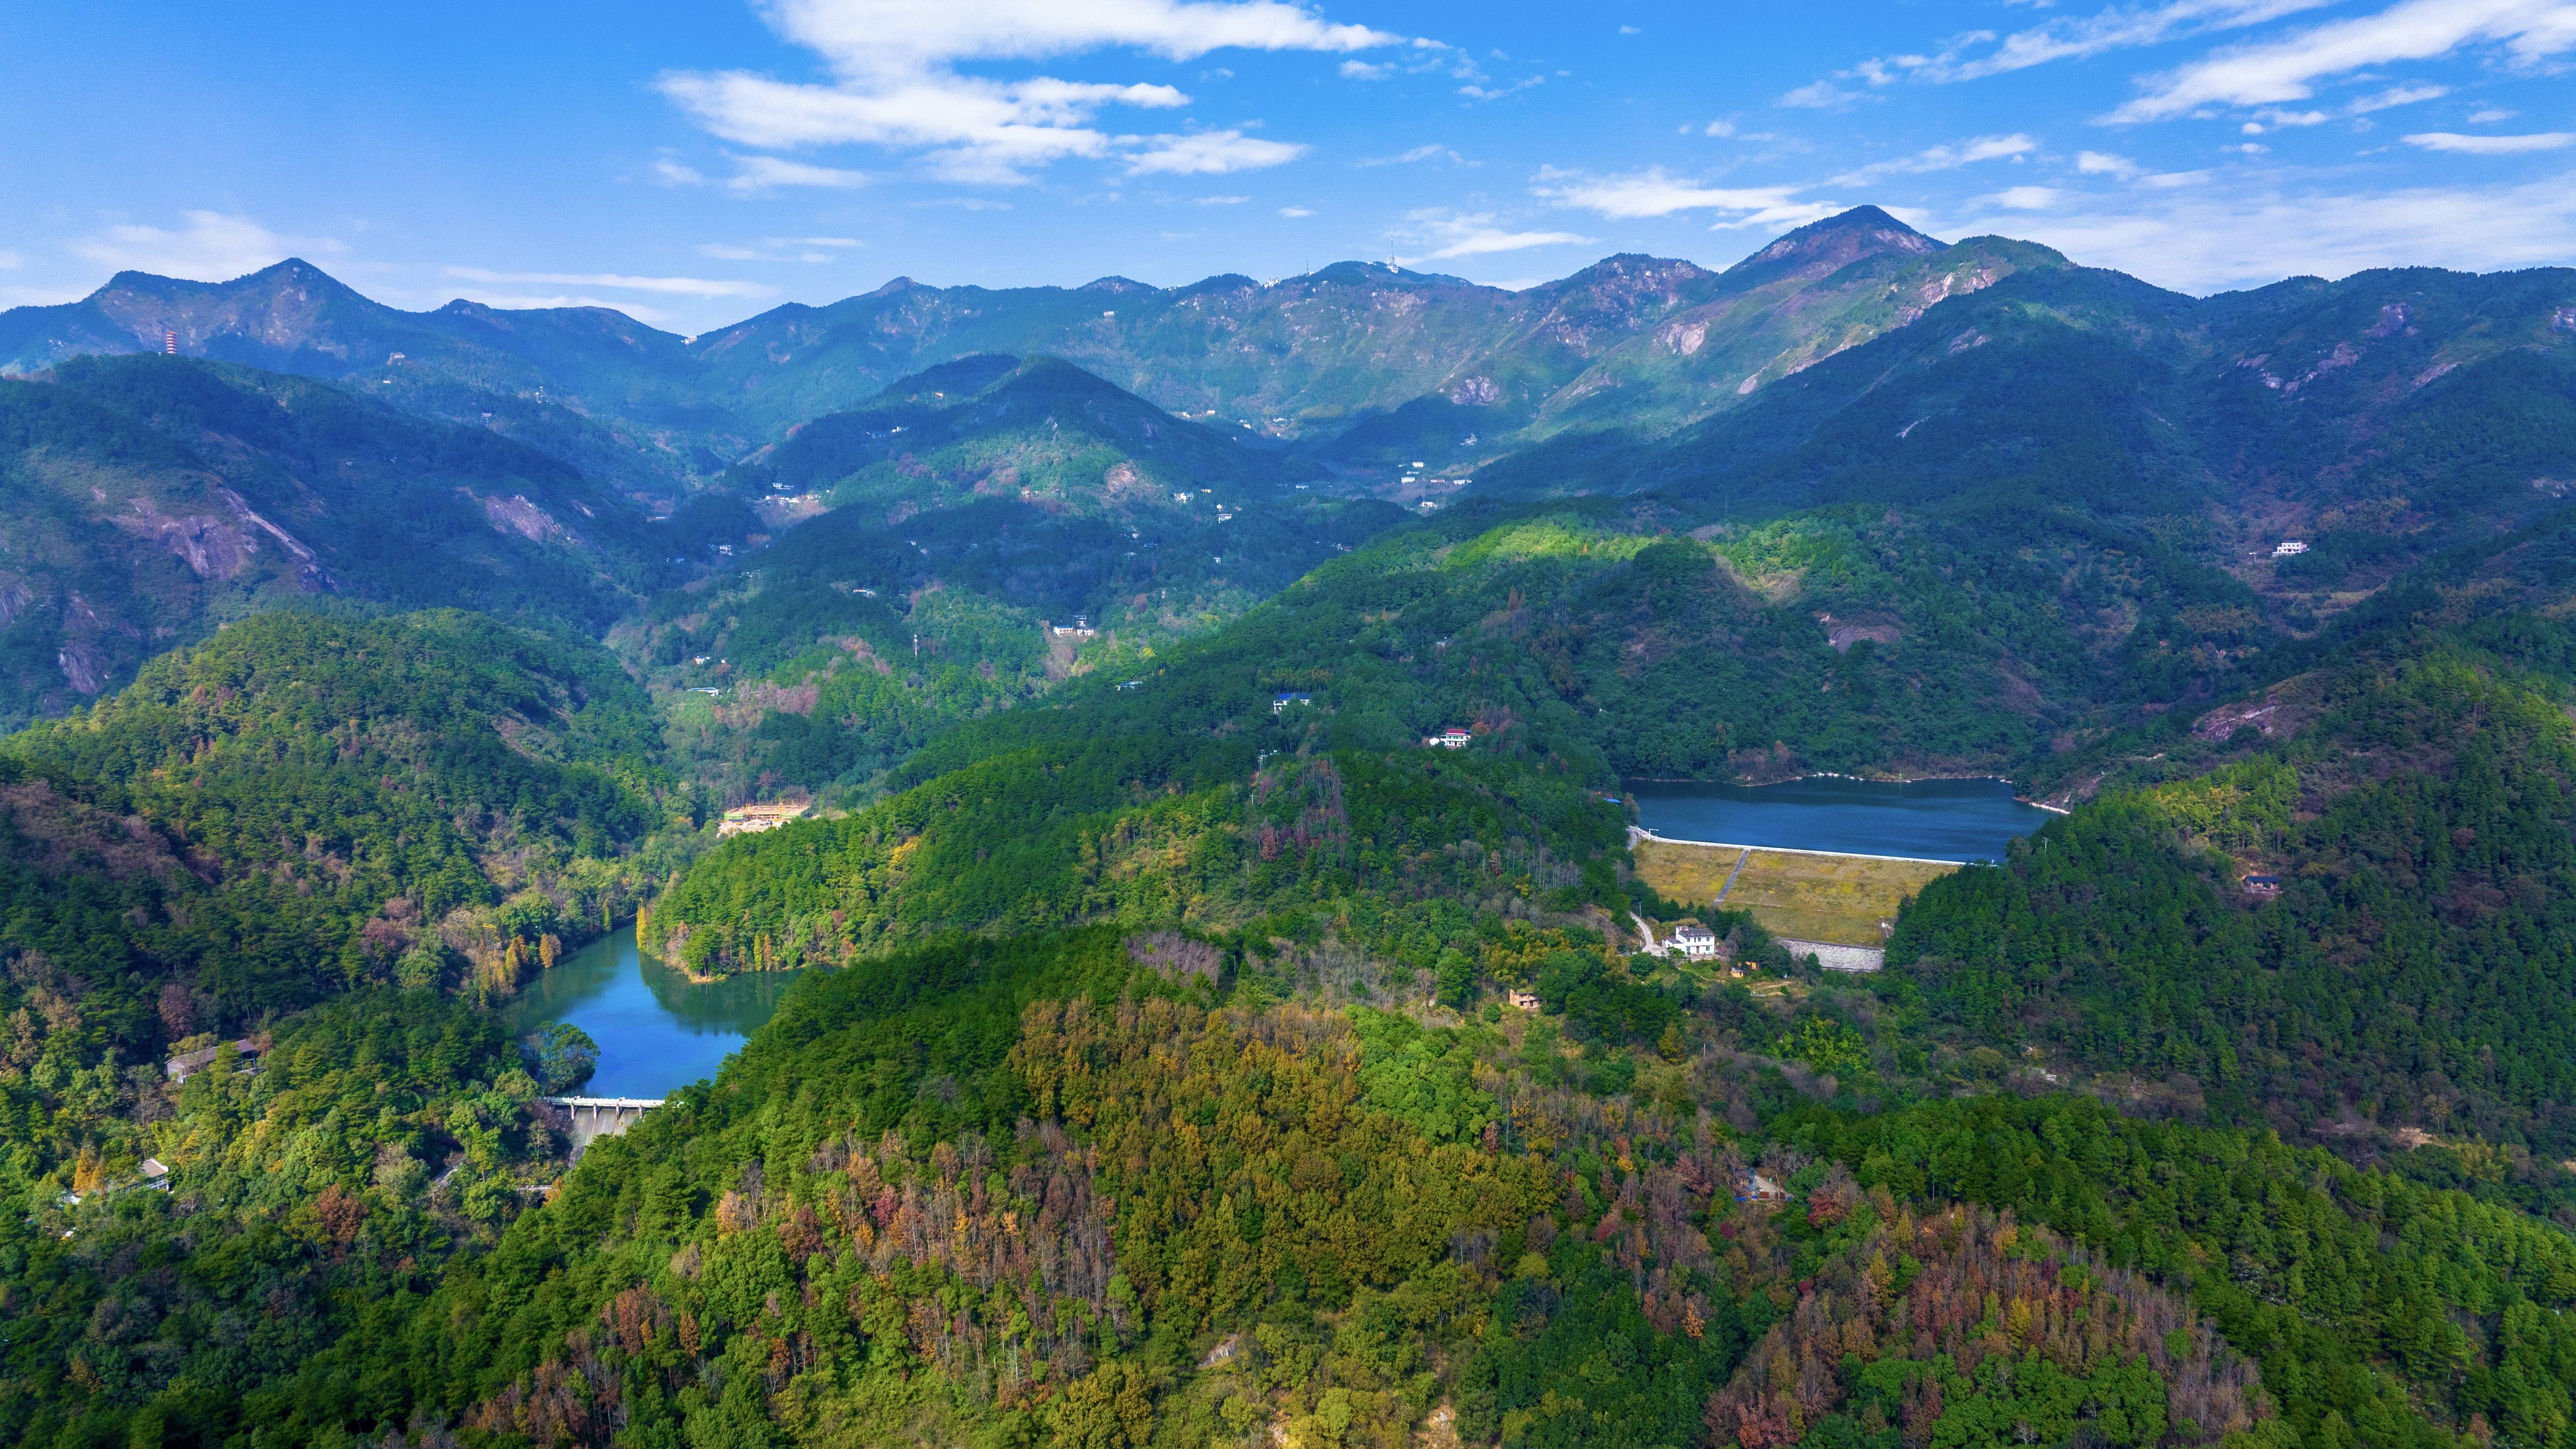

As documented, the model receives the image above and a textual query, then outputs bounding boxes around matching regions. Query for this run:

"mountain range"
[0,209,2060,486]
[7,203,2576,1449]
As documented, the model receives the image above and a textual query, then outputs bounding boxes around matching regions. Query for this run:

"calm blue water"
[1625,776,2056,863]
[499,926,801,1099]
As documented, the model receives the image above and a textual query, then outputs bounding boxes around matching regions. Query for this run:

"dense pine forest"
[1,212,2574,1449]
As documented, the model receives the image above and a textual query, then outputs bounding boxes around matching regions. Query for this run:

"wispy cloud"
[1954,171,2576,292]
[443,266,777,299]
[1781,0,2332,105]
[2403,129,2576,152]
[1358,143,1469,167]
[698,236,867,262]
[1390,210,1593,264]
[1780,79,1864,109]
[658,0,1402,182]
[72,210,344,281]
[1979,185,2064,210]
[726,155,871,190]
[657,153,869,192]
[2103,0,2576,123]
[1126,129,1305,175]
[448,293,680,322]
[1828,133,2038,185]
[1279,205,1314,217]
[1531,166,1831,227]
[1195,194,1250,204]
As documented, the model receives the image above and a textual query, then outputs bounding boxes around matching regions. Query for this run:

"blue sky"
[3,0,2571,332]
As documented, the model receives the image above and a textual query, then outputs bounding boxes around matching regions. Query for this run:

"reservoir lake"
[500,925,799,1099]
[1624,775,2058,863]
[510,780,2053,1091]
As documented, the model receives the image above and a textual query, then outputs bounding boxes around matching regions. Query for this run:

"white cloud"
[1195,194,1251,204]
[2104,0,2576,123]
[2078,150,2144,177]
[1391,210,1594,264]
[1126,129,1305,174]
[1279,204,1314,217]
[0,250,20,270]
[1340,59,1393,79]
[660,0,1402,183]
[1618,24,1639,34]
[658,153,871,191]
[2469,106,2519,121]
[2348,81,2451,113]
[1532,165,1831,227]
[71,210,344,282]
[1359,143,1467,166]
[1458,76,1544,101]
[1981,185,2064,209]
[698,236,867,262]
[448,293,680,322]
[1782,0,2333,104]
[1925,0,2330,82]
[1958,172,2576,292]
[1704,120,1737,137]
[1780,80,1862,108]
[443,266,777,300]
[1829,133,2038,185]
[727,154,872,190]
[2404,129,2576,152]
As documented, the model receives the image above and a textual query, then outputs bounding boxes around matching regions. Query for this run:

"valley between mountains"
[4,207,2576,1449]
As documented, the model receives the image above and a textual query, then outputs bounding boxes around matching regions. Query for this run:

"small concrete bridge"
[542,1097,665,1156]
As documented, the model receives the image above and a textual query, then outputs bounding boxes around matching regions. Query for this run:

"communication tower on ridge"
[163,328,176,355]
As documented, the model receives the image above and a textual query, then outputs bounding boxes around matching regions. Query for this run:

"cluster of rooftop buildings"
[718,801,813,838]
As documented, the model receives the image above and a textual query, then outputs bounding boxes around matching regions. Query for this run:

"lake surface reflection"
[499,925,801,1099]
[1624,776,2057,863]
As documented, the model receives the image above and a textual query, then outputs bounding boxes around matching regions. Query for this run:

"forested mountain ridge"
[0,355,686,726]
[619,354,1404,800]
[0,259,741,497]
[0,210,2052,487]
[1500,257,2576,616]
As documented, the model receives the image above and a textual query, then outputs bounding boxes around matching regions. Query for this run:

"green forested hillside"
[1889,609,2576,1162]
[0,612,688,1187]
[3,214,2576,1449]
[18,924,2576,1449]
[1501,259,2576,624]
[623,355,1405,799]
[0,355,683,725]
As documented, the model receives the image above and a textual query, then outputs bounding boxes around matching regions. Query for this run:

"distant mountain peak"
[1733,206,1945,276]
